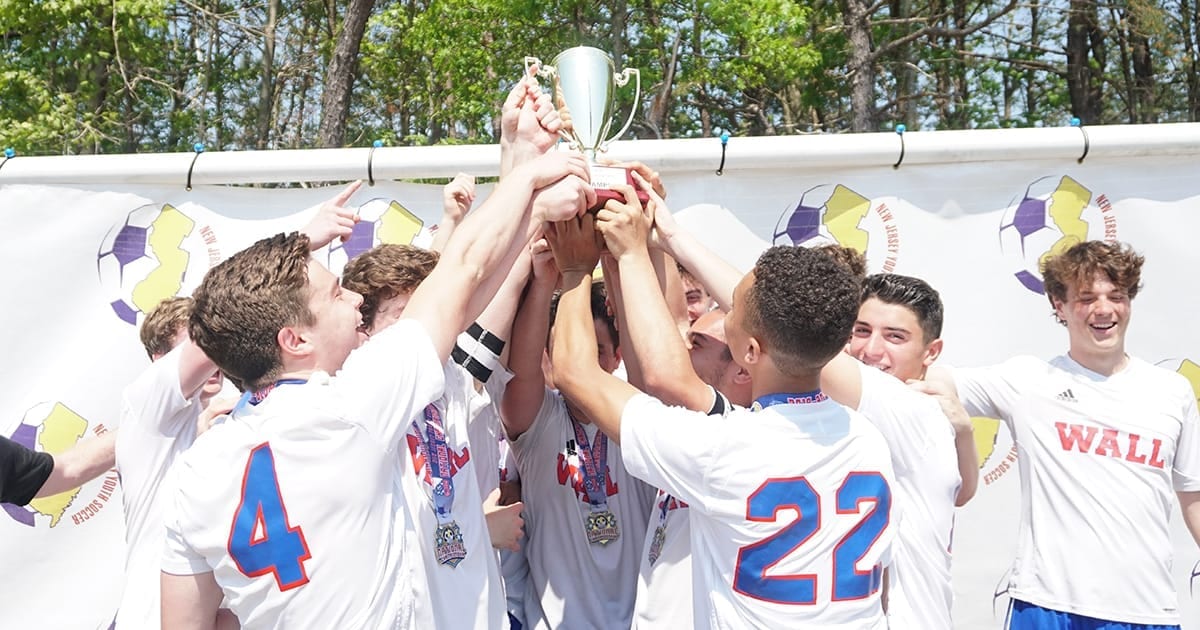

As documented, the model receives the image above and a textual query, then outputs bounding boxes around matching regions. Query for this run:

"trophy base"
[589,164,651,212]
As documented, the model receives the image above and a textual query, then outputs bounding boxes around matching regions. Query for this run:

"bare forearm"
[554,271,638,443]
[651,248,689,333]
[954,426,979,506]
[405,175,536,360]
[500,279,554,438]
[662,231,741,310]
[37,430,116,498]
[1180,491,1200,548]
[617,252,710,410]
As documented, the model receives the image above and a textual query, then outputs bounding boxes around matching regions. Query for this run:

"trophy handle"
[601,68,640,152]
[524,56,555,80]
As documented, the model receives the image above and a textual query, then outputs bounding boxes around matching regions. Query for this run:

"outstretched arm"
[431,173,475,254]
[1180,491,1200,549]
[161,571,224,630]
[499,240,558,441]
[910,379,979,506]
[595,185,715,412]
[36,429,116,499]
[641,172,741,311]
[548,215,640,444]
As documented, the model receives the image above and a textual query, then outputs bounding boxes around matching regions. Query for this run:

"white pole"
[2,123,1199,186]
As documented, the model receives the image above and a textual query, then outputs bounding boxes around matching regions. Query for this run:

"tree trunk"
[842,0,877,132]
[318,0,376,148]
[256,0,279,149]
[1066,0,1104,123]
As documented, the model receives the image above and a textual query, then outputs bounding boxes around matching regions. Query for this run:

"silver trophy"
[525,47,644,205]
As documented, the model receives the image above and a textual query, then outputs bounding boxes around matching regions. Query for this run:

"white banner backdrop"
[1,151,1198,628]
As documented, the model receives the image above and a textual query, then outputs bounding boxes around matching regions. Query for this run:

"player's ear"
[922,338,943,368]
[731,363,751,385]
[741,334,763,367]
[277,325,313,360]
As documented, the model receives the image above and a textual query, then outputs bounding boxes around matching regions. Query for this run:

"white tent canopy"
[3,122,1200,185]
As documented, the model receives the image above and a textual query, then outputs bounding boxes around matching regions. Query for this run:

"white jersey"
[856,363,959,630]
[115,345,202,629]
[954,355,1200,624]
[162,320,443,629]
[633,387,731,630]
[508,388,656,630]
[398,361,506,630]
[620,392,897,630]
[466,366,510,499]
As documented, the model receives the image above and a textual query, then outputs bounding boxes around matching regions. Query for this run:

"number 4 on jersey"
[228,443,312,591]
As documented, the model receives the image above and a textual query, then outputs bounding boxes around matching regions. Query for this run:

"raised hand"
[441,173,476,223]
[300,180,362,250]
[598,159,666,199]
[595,184,653,260]
[530,236,560,288]
[545,213,603,275]
[631,170,679,249]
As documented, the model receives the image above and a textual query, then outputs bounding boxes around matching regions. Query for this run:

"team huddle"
[99,70,1199,630]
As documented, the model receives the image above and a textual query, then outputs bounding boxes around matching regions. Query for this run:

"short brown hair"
[744,246,860,375]
[189,232,315,391]
[815,244,867,279]
[341,244,439,331]
[1042,241,1143,322]
[140,296,192,359]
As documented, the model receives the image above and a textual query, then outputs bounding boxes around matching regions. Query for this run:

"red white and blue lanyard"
[413,404,456,525]
[235,378,309,412]
[571,419,610,512]
[751,389,828,411]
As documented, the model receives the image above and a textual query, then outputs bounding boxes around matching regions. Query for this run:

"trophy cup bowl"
[525,47,649,210]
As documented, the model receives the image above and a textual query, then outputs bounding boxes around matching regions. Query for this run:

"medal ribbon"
[751,389,828,411]
[571,420,610,513]
[413,404,456,525]
[234,378,309,413]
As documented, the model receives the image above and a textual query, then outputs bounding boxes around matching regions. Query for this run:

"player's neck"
[1067,347,1129,377]
[750,369,822,402]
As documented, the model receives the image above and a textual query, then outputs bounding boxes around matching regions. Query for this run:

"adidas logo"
[1056,389,1078,403]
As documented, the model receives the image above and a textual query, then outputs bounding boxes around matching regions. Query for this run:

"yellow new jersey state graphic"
[27,403,89,526]
[972,417,1002,468]
[822,185,871,253]
[1178,359,1200,404]
[131,204,194,314]
[376,201,423,246]
[1038,176,1091,271]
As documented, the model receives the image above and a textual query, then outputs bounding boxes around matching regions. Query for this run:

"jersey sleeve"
[951,358,1028,428]
[858,364,949,475]
[1172,386,1200,492]
[335,319,446,450]
[618,393,723,514]
[121,345,192,433]
[160,464,212,576]
[0,436,54,506]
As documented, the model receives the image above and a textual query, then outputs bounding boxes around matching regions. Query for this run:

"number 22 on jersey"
[733,471,890,605]
[228,443,312,591]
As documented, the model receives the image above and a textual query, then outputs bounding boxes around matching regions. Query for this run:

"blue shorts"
[1008,599,1180,630]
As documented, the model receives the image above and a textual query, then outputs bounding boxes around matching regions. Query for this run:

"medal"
[571,420,620,545]
[434,520,468,568]
[414,404,467,567]
[585,509,621,545]
[648,524,667,565]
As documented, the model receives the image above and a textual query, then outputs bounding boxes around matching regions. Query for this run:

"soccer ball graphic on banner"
[324,198,432,276]
[97,204,206,325]
[2,402,90,528]
[773,184,872,253]
[998,176,1112,295]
